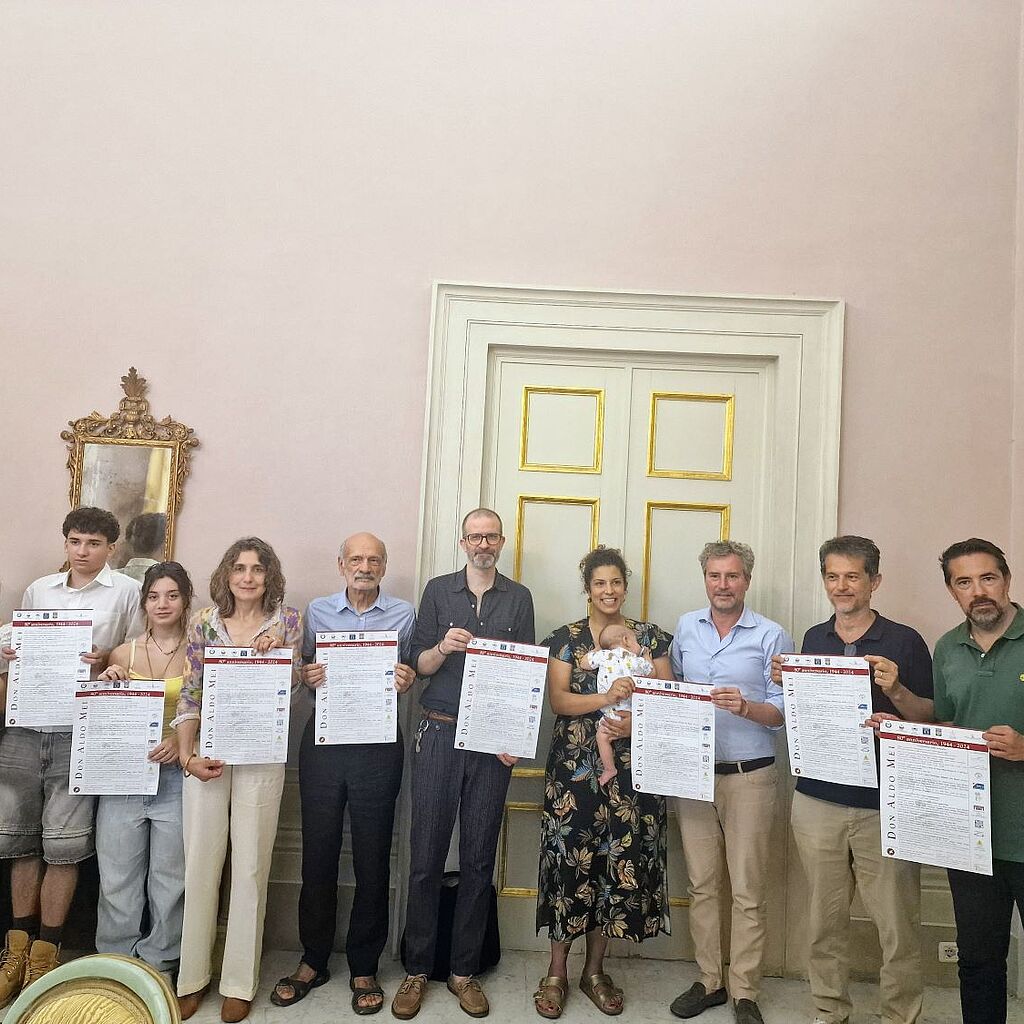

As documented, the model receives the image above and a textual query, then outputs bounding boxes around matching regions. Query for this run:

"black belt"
[714,756,774,776]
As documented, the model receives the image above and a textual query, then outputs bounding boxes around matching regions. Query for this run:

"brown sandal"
[579,972,623,1016]
[533,976,568,1019]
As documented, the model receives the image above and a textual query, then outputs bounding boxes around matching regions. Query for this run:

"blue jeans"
[95,764,185,973]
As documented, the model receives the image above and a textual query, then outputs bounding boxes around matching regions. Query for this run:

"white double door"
[486,354,783,962]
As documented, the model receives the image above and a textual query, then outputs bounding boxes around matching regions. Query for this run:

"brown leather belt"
[424,709,457,724]
[714,756,774,776]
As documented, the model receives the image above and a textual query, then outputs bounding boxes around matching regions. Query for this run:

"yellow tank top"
[127,638,184,737]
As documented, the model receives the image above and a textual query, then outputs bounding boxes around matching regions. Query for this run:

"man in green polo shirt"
[934,538,1024,1024]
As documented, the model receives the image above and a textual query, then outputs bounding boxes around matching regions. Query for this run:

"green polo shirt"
[934,604,1024,862]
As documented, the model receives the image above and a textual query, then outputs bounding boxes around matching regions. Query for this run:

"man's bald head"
[340,532,388,563]
[338,532,388,595]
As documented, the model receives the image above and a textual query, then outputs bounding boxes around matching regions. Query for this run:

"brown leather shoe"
[221,996,251,1022]
[178,984,210,1020]
[447,975,489,1018]
[391,974,428,1019]
[0,930,29,1007]
[23,940,59,991]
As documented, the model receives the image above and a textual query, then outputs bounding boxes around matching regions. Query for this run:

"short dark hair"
[141,561,194,623]
[579,545,631,593]
[461,508,503,536]
[126,512,167,556]
[818,536,880,577]
[209,537,286,616]
[939,538,1010,585]
[63,506,120,543]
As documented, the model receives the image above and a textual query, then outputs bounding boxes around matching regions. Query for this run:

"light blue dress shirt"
[670,605,793,762]
[302,589,416,669]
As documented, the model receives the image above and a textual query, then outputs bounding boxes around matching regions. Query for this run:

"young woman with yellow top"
[94,561,194,980]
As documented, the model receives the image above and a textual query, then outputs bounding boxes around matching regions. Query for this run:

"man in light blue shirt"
[668,541,792,1024]
[271,532,415,1015]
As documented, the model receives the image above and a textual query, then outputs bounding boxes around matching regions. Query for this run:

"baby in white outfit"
[580,623,654,786]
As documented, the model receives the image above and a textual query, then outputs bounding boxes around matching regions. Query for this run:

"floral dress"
[536,617,672,942]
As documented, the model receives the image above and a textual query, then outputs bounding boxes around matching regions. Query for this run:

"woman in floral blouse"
[534,546,673,1019]
[172,537,302,1024]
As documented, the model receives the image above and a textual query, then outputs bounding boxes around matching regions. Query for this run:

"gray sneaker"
[670,982,728,1018]
[733,998,765,1024]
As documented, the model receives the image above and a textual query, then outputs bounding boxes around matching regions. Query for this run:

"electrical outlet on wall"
[938,941,959,963]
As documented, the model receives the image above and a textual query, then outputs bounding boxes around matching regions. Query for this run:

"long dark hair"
[141,561,194,626]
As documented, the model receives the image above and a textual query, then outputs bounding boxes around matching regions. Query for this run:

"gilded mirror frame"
[61,367,199,560]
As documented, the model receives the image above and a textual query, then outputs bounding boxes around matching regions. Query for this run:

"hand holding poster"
[454,638,547,759]
[632,679,716,800]
[200,647,293,765]
[781,654,877,788]
[879,719,992,875]
[314,630,399,745]
[70,680,164,796]
[6,609,93,728]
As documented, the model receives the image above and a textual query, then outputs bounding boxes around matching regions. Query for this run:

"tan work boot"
[391,974,428,1019]
[0,930,30,1007]
[23,940,59,991]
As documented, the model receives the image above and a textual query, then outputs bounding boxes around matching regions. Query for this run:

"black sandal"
[269,967,330,1007]
[350,977,385,1015]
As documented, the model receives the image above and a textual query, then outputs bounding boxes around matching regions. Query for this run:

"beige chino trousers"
[791,791,922,1024]
[177,763,286,1001]
[674,764,778,1002]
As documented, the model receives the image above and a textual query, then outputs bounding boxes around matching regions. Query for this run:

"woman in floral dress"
[534,546,673,1018]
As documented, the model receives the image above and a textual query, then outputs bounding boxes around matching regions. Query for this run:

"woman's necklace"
[144,628,184,680]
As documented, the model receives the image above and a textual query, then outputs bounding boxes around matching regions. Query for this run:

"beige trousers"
[177,763,286,1001]
[791,791,922,1024]
[674,764,777,1001]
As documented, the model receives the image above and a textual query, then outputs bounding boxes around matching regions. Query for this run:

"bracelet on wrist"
[182,753,196,777]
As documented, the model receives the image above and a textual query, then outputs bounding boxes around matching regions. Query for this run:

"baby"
[581,623,654,786]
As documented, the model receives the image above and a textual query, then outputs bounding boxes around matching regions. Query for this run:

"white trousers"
[176,763,286,1001]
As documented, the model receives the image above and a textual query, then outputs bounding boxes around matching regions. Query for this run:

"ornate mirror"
[62,368,198,576]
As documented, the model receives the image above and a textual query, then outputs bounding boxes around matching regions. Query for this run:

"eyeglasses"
[464,533,502,546]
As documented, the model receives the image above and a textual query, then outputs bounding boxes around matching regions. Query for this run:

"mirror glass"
[63,368,198,576]
[80,443,172,578]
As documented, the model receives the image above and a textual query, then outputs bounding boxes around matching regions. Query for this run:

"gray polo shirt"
[411,568,535,717]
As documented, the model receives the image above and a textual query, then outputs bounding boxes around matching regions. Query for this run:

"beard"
[968,600,1005,629]
[469,550,497,570]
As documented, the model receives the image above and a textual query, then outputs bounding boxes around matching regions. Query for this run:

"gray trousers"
[403,717,510,977]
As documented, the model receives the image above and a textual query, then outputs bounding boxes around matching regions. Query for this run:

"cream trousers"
[674,764,778,1001]
[177,763,286,1001]
[791,790,922,1024]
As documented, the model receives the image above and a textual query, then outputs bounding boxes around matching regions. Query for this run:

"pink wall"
[0,0,1020,646]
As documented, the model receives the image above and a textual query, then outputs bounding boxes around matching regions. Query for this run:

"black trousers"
[948,859,1024,1024]
[402,717,511,977]
[297,719,404,978]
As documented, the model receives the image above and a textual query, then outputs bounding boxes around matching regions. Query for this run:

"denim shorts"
[0,728,96,864]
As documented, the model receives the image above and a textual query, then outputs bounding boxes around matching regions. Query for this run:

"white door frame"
[403,281,845,970]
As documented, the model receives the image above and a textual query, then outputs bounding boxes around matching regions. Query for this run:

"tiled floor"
[165,949,1023,1024]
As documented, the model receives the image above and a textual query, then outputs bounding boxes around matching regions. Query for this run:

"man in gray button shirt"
[392,509,534,1020]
